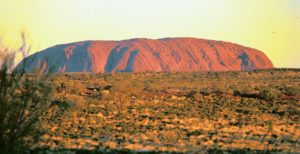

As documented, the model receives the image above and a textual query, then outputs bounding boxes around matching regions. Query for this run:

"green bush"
[53,95,86,111]
[0,35,53,153]
[259,87,279,101]
[283,86,299,96]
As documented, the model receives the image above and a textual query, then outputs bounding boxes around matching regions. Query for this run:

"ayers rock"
[15,38,274,73]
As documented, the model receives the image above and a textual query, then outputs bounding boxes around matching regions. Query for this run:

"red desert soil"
[32,69,299,153]
[16,38,273,73]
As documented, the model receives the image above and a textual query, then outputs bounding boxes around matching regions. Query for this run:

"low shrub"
[283,86,299,96]
[259,87,279,101]
[53,95,86,111]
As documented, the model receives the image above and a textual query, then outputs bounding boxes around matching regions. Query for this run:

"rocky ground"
[32,69,299,153]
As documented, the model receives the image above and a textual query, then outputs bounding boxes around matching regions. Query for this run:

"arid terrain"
[31,69,299,153]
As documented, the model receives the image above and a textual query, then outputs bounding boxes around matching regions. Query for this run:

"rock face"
[15,38,274,73]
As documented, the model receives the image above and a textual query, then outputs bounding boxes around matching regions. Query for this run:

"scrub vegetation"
[0,35,53,154]
[33,69,299,153]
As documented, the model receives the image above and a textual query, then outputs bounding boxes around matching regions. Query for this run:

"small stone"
[101,90,110,95]
[104,141,117,149]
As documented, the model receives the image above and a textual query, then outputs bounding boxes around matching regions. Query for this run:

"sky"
[0,0,299,68]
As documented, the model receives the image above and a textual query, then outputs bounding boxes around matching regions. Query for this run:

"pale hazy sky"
[0,0,299,68]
